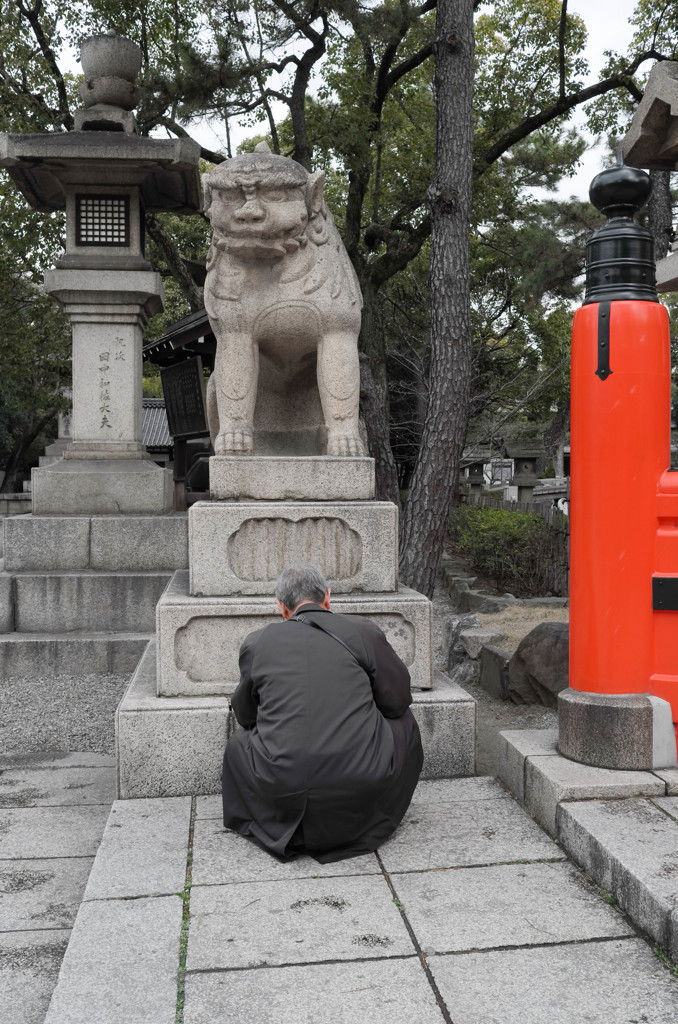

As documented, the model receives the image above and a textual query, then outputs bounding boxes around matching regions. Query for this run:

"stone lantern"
[505,444,544,504]
[0,31,201,514]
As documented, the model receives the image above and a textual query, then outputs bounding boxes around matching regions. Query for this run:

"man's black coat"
[221,602,423,862]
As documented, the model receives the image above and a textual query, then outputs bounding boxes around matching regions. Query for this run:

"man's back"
[232,608,408,793]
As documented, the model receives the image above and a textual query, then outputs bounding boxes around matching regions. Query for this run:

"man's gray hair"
[275,563,328,611]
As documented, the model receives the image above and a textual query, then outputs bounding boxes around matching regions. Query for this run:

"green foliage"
[449,504,558,596]
[142,374,163,398]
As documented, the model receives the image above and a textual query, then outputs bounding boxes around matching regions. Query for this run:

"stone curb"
[498,729,669,835]
[498,727,678,961]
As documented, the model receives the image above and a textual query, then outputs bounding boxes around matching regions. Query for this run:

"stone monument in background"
[117,147,474,796]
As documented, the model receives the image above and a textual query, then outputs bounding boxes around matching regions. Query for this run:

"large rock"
[507,621,568,707]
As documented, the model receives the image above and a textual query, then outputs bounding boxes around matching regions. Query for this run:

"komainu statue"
[203,142,365,457]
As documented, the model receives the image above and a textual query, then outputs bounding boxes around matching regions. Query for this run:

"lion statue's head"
[203,142,330,260]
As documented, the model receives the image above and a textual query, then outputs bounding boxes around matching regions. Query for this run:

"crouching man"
[221,563,423,862]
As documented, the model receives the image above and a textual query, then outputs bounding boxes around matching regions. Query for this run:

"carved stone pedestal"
[116,454,476,797]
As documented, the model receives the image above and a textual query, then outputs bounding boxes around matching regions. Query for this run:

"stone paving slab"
[409,776,511,804]
[183,958,446,1024]
[83,797,191,900]
[428,938,678,1023]
[379,796,563,873]
[655,795,678,818]
[0,857,93,929]
[394,861,633,954]
[191,819,381,886]
[0,805,110,860]
[187,875,412,971]
[559,798,678,960]
[0,929,71,1024]
[43,896,183,1024]
[655,768,678,795]
[0,767,116,807]
[526,754,664,836]
[195,794,222,819]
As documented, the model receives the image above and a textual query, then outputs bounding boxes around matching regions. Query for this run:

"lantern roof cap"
[0,131,202,214]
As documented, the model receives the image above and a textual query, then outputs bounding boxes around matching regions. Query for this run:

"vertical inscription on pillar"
[228,517,362,581]
[98,349,112,431]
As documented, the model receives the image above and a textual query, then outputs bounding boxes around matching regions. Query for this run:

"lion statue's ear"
[202,174,213,218]
[306,169,329,245]
[307,170,325,216]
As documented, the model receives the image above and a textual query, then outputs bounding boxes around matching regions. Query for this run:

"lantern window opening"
[75,194,130,247]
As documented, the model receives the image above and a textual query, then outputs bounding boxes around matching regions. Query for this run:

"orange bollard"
[560,162,678,769]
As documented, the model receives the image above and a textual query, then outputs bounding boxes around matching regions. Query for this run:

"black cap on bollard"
[584,156,657,305]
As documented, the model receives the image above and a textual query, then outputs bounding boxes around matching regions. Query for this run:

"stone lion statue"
[203,142,365,457]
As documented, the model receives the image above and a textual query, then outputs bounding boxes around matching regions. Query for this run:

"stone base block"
[116,643,474,798]
[0,572,13,632]
[31,458,173,515]
[0,632,151,678]
[558,688,678,770]
[13,572,172,633]
[189,501,397,596]
[157,571,432,696]
[4,513,188,572]
[209,455,375,501]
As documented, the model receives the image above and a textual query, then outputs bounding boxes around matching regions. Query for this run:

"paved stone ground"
[5,768,677,1024]
[0,752,116,1024]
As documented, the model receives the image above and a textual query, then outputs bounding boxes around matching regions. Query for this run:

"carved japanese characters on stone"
[203,142,364,457]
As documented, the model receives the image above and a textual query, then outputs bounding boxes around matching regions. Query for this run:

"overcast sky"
[549,0,642,199]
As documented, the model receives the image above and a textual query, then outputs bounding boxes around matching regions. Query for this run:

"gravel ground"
[0,673,129,755]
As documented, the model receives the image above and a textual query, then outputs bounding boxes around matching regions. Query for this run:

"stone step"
[3,513,188,572]
[9,571,171,633]
[115,641,476,798]
[0,631,152,677]
[558,797,678,962]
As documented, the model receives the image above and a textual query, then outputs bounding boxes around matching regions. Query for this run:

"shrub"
[449,504,558,596]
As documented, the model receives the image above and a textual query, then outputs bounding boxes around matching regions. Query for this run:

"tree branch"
[146,213,204,311]
[478,49,669,173]
[157,117,226,164]
[558,0,567,101]
[385,41,434,93]
[14,0,72,130]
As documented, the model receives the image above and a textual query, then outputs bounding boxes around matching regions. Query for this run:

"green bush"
[449,504,557,596]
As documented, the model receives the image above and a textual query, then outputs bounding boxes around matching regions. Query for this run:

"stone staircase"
[0,514,188,677]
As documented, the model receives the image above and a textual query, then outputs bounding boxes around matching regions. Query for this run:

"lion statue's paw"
[327,431,364,457]
[215,424,254,455]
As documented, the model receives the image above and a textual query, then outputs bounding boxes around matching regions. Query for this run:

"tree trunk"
[542,399,570,479]
[399,0,475,599]
[359,355,400,505]
[647,169,673,261]
[359,278,389,410]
